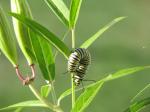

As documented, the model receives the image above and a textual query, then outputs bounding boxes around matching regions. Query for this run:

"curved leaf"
[11,0,55,80]
[10,13,71,59]
[131,83,150,102]
[30,30,55,80]
[41,84,51,98]
[11,0,35,65]
[70,0,82,28]
[0,100,47,111]
[58,89,72,106]
[28,12,55,80]
[44,0,69,27]
[72,66,149,112]
[0,7,17,66]
[104,66,150,82]
[14,108,23,112]
[29,32,54,80]
[71,80,104,112]
[58,88,82,106]
[39,38,55,80]
[124,97,150,112]
[80,17,126,49]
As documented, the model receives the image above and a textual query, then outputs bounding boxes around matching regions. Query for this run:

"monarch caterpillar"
[68,48,91,86]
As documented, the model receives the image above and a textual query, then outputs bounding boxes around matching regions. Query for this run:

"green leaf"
[104,66,150,82]
[131,83,150,103]
[41,85,51,98]
[31,33,51,80]
[39,37,55,80]
[124,97,150,112]
[69,0,82,28]
[58,88,82,106]
[58,89,72,106]
[24,2,55,80]
[0,7,17,66]
[14,107,23,112]
[30,30,55,80]
[80,17,126,49]
[71,80,105,112]
[10,13,71,59]
[44,0,69,27]
[29,29,51,80]
[12,0,55,80]
[72,66,149,112]
[0,100,47,111]
[11,0,35,65]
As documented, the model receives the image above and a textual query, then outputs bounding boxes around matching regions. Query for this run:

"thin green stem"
[71,29,75,49]
[71,73,75,107]
[71,29,76,108]
[50,81,57,105]
[46,72,57,105]
[29,84,63,112]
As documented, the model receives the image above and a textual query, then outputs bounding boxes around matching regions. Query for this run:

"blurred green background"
[0,0,150,112]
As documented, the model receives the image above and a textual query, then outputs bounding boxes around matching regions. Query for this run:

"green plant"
[0,0,150,112]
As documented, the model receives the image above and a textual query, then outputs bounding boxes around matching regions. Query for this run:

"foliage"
[0,0,149,112]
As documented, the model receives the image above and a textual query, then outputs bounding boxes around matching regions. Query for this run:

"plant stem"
[71,29,75,49]
[71,29,76,108]
[46,70,58,105]
[71,73,75,107]
[50,81,57,105]
[29,84,63,112]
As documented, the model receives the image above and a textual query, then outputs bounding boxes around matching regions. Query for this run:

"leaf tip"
[115,16,127,22]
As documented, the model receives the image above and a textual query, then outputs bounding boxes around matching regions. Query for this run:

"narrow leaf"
[58,88,82,106]
[10,13,71,59]
[0,100,47,111]
[0,7,17,66]
[29,32,52,80]
[72,66,149,112]
[21,0,56,81]
[105,66,150,82]
[14,107,23,112]
[72,80,104,112]
[11,0,35,65]
[80,17,126,48]
[39,37,55,80]
[70,0,82,28]
[58,89,72,106]
[30,29,55,80]
[131,83,150,102]
[41,85,51,98]
[44,0,69,27]
[124,97,150,112]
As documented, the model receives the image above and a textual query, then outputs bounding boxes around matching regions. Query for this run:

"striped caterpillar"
[67,48,91,86]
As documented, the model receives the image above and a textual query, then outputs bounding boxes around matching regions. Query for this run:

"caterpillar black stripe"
[68,48,91,86]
